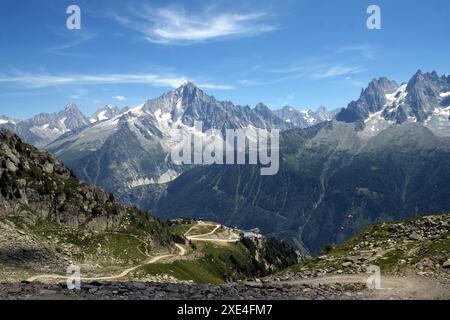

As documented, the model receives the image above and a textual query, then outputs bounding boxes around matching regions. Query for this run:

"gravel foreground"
[1,275,449,300]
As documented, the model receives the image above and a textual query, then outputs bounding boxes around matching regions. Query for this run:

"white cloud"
[265,65,305,74]
[44,32,96,57]
[313,65,364,79]
[0,71,232,90]
[336,44,377,60]
[112,95,126,101]
[69,88,88,100]
[238,79,257,85]
[344,77,366,87]
[239,58,365,86]
[197,83,233,90]
[0,72,184,88]
[113,5,276,44]
[238,73,304,86]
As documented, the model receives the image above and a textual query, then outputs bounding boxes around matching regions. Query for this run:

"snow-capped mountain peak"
[274,106,341,128]
[178,80,197,89]
[0,103,89,147]
[60,103,89,130]
[384,83,408,111]
[90,105,121,123]
[65,102,79,112]
[336,70,450,138]
[173,81,204,99]
[0,116,15,125]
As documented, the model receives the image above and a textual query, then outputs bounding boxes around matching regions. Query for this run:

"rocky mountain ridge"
[275,105,341,128]
[1,82,332,149]
[0,128,127,230]
[0,103,90,147]
[337,70,450,137]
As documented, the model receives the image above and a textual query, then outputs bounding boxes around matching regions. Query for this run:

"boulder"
[5,159,17,172]
[443,259,450,269]
[409,232,423,241]
[42,162,54,174]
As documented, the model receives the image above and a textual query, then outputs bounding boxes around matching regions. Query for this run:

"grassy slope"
[5,210,172,272]
[4,215,297,284]
[140,242,261,285]
[286,213,450,275]
[164,221,262,284]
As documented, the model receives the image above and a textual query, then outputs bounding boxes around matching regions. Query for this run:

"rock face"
[336,70,450,137]
[336,77,399,124]
[0,129,124,230]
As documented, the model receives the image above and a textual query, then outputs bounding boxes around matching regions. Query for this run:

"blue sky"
[0,0,449,119]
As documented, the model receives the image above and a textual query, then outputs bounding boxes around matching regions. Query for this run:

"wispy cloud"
[112,5,277,44]
[238,73,305,86]
[198,83,234,90]
[264,65,305,74]
[344,76,366,88]
[336,44,377,60]
[237,43,375,87]
[0,71,232,90]
[313,65,364,79]
[239,62,364,86]
[69,88,89,100]
[112,95,126,101]
[44,32,96,56]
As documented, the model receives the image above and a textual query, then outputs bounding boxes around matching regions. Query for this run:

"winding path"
[184,222,240,243]
[27,244,186,283]
[27,222,238,283]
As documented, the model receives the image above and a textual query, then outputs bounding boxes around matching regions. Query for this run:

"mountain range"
[1,82,337,204]
[0,103,90,147]
[0,82,336,149]
[146,71,450,255]
[2,70,450,256]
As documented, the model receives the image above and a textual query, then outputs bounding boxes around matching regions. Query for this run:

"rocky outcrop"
[0,129,125,231]
[286,214,450,279]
